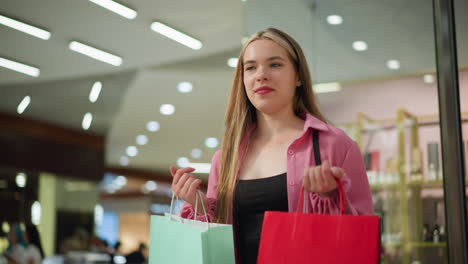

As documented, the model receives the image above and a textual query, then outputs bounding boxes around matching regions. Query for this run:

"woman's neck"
[254,109,304,141]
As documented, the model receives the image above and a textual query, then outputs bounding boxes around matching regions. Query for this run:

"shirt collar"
[301,112,329,132]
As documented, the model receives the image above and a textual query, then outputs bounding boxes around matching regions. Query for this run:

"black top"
[233,173,289,264]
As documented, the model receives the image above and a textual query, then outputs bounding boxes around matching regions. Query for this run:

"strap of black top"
[312,129,321,166]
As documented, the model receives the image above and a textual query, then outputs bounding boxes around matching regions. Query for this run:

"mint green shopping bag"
[149,192,235,264]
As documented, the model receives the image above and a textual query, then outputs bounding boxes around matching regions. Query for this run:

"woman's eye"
[245,66,255,71]
[271,63,282,67]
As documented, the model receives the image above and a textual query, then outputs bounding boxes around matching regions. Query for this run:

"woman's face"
[242,39,301,115]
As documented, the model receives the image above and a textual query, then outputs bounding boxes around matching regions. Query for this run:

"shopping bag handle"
[169,191,179,215]
[297,179,345,215]
[193,190,208,221]
[169,190,210,225]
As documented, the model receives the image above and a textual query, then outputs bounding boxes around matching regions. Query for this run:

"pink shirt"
[180,113,374,223]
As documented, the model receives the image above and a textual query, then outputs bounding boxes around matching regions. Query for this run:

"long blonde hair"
[214,28,327,223]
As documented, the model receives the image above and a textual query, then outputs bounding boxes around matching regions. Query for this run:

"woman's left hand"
[303,160,344,195]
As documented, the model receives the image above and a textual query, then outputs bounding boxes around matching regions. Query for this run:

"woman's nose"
[255,67,269,82]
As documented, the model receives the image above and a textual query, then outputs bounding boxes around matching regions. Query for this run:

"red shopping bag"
[257,181,380,264]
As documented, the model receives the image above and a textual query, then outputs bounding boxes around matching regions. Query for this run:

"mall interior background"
[0,0,467,263]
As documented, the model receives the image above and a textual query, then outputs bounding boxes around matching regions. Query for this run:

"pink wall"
[318,71,468,184]
[319,71,467,124]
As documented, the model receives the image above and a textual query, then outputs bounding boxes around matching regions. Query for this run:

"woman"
[170,28,373,263]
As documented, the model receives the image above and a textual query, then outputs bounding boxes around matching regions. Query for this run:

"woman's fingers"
[179,177,196,197]
[303,168,311,190]
[170,166,177,177]
[321,160,331,178]
[173,174,202,205]
[313,166,321,192]
[187,179,202,201]
[304,161,342,194]
[169,166,203,204]
[175,173,193,192]
[172,167,195,186]
[331,167,344,179]
[321,160,335,191]
[308,168,316,192]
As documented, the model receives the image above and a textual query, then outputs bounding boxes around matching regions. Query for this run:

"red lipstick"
[255,86,274,95]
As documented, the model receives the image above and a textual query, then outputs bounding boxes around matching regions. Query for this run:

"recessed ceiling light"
[227,58,239,68]
[88,0,137,19]
[205,137,219,148]
[191,148,202,159]
[126,146,138,157]
[17,95,31,114]
[136,135,148,145]
[177,82,193,93]
[424,74,435,83]
[115,175,127,186]
[0,57,40,77]
[0,221,10,233]
[31,201,41,225]
[386,60,400,70]
[352,41,368,51]
[327,15,343,25]
[160,104,175,115]
[313,82,341,94]
[150,22,202,50]
[82,112,93,130]
[145,180,158,191]
[89,81,102,103]
[69,41,123,66]
[16,172,26,188]
[2,222,10,233]
[146,121,160,132]
[0,14,51,40]
[177,157,190,167]
[119,156,129,166]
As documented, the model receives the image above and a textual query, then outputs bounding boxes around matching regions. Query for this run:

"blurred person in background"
[4,224,27,264]
[89,235,102,252]
[110,241,122,264]
[23,224,43,264]
[60,227,90,254]
[125,243,146,264]
[97,239,109,253]
[112,241,122,256]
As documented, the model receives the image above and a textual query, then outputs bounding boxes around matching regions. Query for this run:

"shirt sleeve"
[308,141,374,215]
[179,150,222,222]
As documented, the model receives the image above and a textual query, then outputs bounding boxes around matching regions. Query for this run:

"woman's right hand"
[170,166,204,206]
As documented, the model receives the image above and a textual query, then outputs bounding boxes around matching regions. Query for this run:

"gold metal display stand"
[354,109,450,264]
